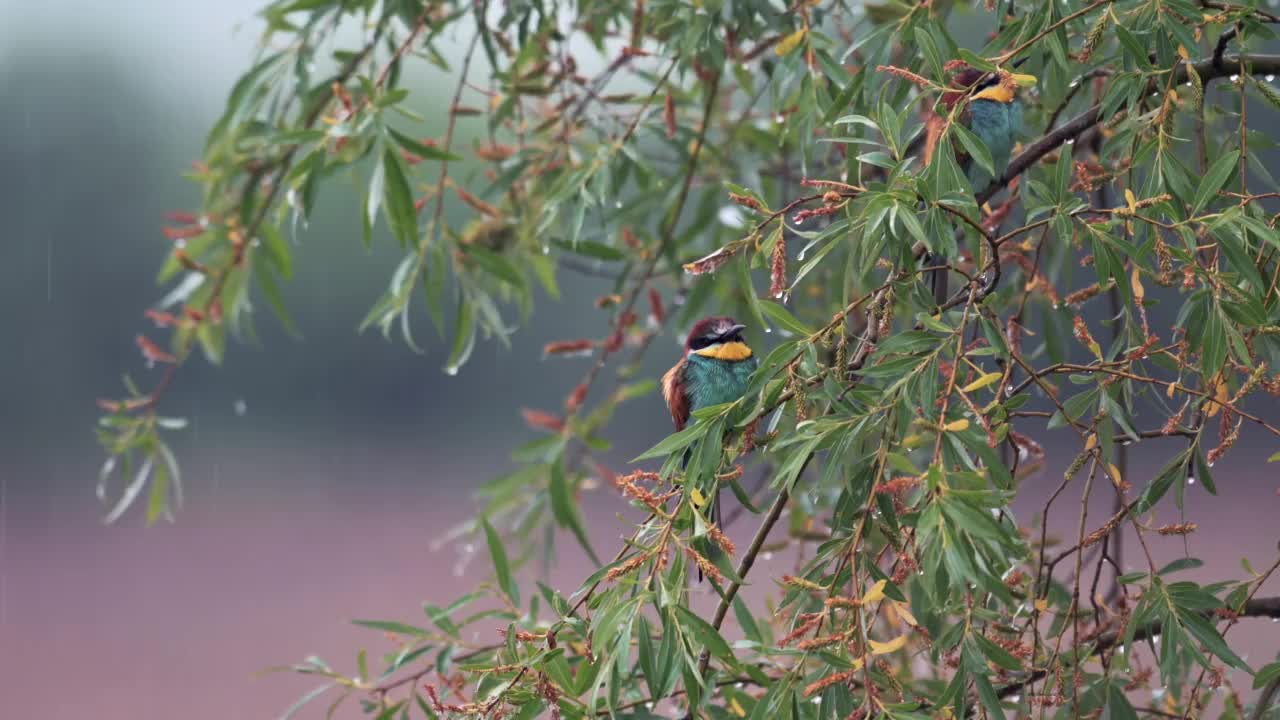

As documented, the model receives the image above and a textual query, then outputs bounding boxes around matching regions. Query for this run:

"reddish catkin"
[543,339,596,357]
[779,613,823,647]
[795,632,848,651]
[602,327,626,353]
[706,524,736,555]
[647,287,665,325]
[1064,282,1106,306]
[144,309,179,328]
[876,476,920,496]
[1082,515,1123,548]
[614,471,665,510]
[519,408,564,433]
[605,552,650,581]
[1156,522,1198,536]
[475,143,515,161]
[135,335,175,364]
[162,225,203,240]
[1162,400,1189,434]
[685,547,722,584]
[728,192,762,211]
[621,227,641,248]
[595,294,622,308]
[564,383,588,413]
[803,669,858,697]
[768,234,788,299]
[1072,315,1097,349]
[792,204,842,223]
[875,64,931,87]
[453,186,503,218]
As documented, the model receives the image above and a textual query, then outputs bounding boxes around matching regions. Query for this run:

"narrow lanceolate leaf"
[549,459,600,564]
[951,123,995,182]
[675,605,736,666]
[868,634,908,655]
[961,371,1002,393]
[1192,151,1240,213]
[775,28,807,56]
[381,146,419,247]
[482,517,519,606]
[388,126,462,162]
[444,294,476,375]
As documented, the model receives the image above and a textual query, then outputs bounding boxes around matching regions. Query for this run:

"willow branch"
[994,596,1280,700]
[976,53,1280,205]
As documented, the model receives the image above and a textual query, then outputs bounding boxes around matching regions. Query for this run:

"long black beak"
[1012,57,1029,69]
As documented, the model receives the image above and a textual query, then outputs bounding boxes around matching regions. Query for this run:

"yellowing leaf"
[1107,463,1124,488]
[1177,45,1191,61]
[869,634,908,655]
[1084,433,1098,451]
[1010,73,1038,87]
[1267,450,1280,463]
[893,601,918,627]
[691,487,708,508]
[776,28,807,56]
[1124,188,1138,214]
[1206,378,1229,418]
[729,698,746,717]
[943,419,970,432]
[1131,266,1145,301]
[1034,598,1049,613]
[962,371,1003,393]
[860,579,887,605]
[1167,381,1178,398]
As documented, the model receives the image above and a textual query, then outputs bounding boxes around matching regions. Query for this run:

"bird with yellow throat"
[661,316,757,580]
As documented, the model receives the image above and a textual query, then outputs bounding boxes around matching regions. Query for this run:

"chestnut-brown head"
[683,316,752,361]
[942,68,1010,109]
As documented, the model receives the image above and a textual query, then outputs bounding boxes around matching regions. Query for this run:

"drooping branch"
[995,596,1280,700]
[977,53,1280,205]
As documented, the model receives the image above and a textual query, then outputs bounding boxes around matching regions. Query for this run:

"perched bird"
[661,316,758,578]
[926,61,1030,304]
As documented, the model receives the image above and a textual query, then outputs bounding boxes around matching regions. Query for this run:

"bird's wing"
[661,358,690,431]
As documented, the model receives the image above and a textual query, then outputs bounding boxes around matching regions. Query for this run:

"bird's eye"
[724,331,742,343]
[689,336,715,350]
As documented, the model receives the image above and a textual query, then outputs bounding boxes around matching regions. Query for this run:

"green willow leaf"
[380,146,418,247]
[481,517,519,606]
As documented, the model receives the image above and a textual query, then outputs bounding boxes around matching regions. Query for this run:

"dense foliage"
[93,0,1280,717]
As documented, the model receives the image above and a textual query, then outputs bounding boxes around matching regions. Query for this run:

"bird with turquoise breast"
[661,316,757,578]
[927,65,1030,305]
[942,67,1026,192]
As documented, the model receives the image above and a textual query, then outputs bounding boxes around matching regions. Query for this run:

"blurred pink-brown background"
[2,1,1278,718]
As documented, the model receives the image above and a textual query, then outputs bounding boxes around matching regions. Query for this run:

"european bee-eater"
[661,316,757,579]
[928,62,1027,304]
